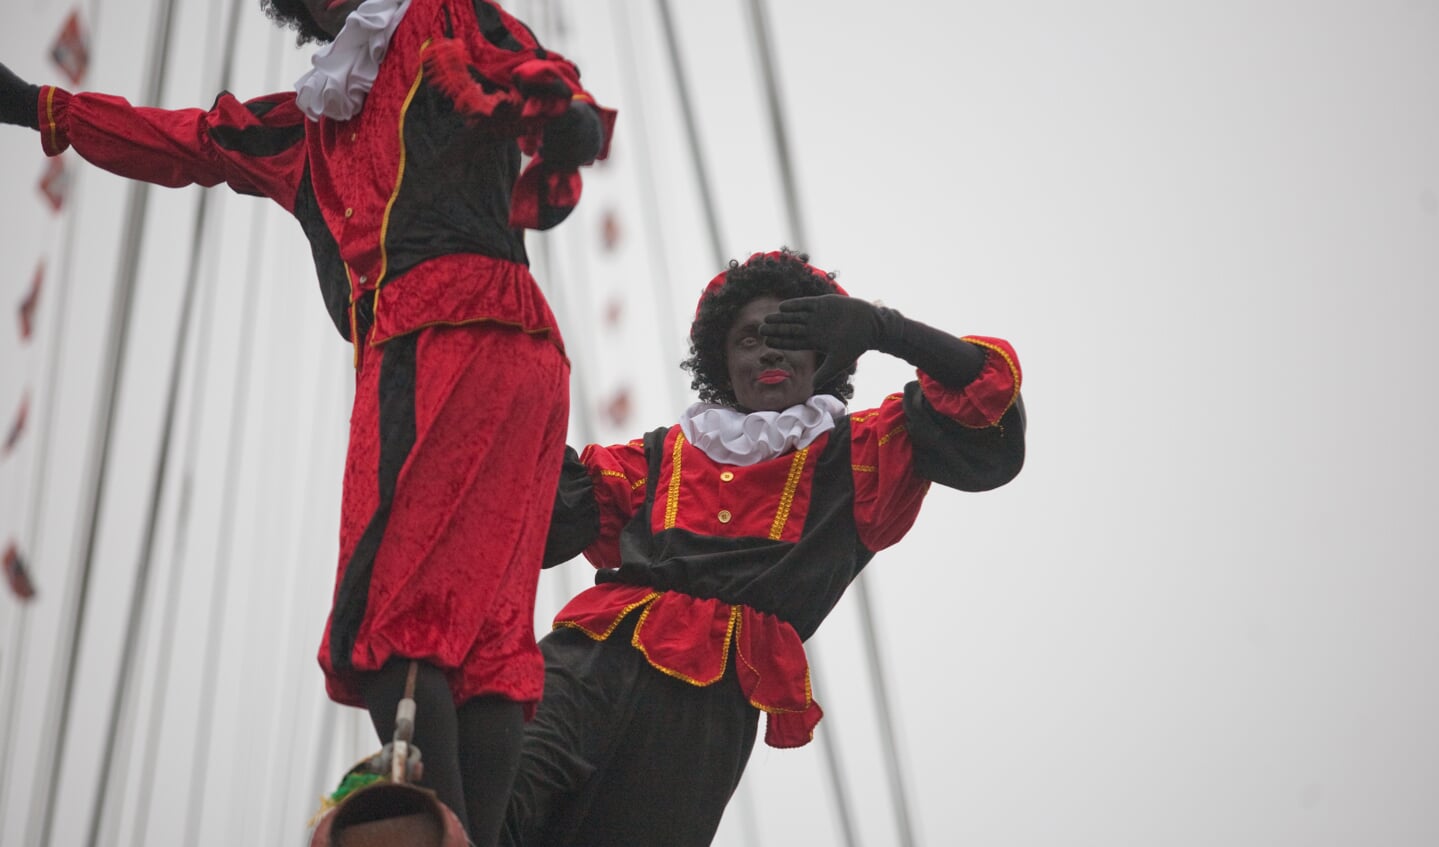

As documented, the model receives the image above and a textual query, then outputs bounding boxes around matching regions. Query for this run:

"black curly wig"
[260,0,334,45]
[681,249,856,407]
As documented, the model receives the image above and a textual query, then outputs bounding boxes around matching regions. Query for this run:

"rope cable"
[605,0,685,409]
[31,0,185,840]
[179,24,289,845]
[741,2,919,844]
[653,0,727,267]
[0,76,91,836]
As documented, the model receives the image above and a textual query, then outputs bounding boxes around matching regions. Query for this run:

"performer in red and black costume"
[1,1,613,843]
[503,249,1026,846]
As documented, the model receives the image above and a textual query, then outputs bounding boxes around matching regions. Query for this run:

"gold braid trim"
[371,40,431,325]
[552,592,660,640]
[629,602,738,687]
[45,86,59,153]
[733,613,814,714]
[878,424,908,446]
[957,335,1022,428]
[768,447,809,540]
[663,432,685,529]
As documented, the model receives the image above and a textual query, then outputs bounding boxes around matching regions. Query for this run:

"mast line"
[653,0,727,267]
[122,0,249,841]
[742,0,919,844]
[0,79,89,832]
[31,0,184,841]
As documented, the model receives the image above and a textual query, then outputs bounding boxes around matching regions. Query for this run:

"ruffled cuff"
[38,86,70,157]
[919,336,1021,428]
[422,40,574,125]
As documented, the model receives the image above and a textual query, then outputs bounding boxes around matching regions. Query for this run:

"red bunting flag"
[50,10,90,86]
[3,542,36,601]
[600,209,623,252]
[602,296,623,329]
[601,387,631,429]
[19,261,43,341]
[39,156,70,213]
[3,392,28,457]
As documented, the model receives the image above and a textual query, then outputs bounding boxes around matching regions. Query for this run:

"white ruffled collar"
[295,0,412,122]
[678,395,847,467]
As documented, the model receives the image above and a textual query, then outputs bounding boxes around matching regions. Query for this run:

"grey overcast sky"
[1,2,1436,845]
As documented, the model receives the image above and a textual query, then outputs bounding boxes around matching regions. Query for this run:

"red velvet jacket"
[36,0,614,361]
[546,338,1025,747]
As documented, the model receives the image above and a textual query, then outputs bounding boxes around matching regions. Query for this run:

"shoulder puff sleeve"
[38,86,307,207]
[543,438,649,569]
[849,336,1026,551]
[907,335,1026,492]
[848,394,932,552]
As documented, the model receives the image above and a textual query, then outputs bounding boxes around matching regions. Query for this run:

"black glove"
[539,100,603,168]
[760,294,883,389]
[0,62,41,130]
[760,294,987,389]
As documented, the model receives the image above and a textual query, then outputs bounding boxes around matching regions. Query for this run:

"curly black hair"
[681,249,856,407]
[260,0,334,45]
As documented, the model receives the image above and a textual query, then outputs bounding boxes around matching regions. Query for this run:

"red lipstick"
[757,370,789,385]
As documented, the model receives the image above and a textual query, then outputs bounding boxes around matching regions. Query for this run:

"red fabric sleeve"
[848,395,932,552]
[420,0,615,230]
[919,336,1022,428]
[38,85,306,209]
[578,439,650,569]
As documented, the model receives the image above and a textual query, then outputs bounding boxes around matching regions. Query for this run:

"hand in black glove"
[539,100,603,168]
[759,294,884,390]
[0,62,41,130]
[762,294,989,390]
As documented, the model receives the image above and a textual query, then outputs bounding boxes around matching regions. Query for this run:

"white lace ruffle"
[678,395,847,466]
[294,0,412,122]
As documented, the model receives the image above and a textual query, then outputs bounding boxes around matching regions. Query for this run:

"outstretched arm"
[765,294,1026,500]
[0,61,305,202]
[759,293,988,388]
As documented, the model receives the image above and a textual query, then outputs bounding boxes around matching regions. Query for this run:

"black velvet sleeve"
[543,446,601,568]
[0,63,40,129]
[902,382,1026,492]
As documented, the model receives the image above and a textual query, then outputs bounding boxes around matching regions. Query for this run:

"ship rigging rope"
[606,0,685,411]
[81,0,247,840]
[123,7,251,843]
[181,26,290,847]
[0,34,90,841]
[31,0,186,840]
[742,0,919,843]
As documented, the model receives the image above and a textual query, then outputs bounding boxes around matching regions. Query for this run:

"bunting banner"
[600,208,623,252]
[18,261,43,341]
[50,9,90,86]
[601,386,631,429]
[3,391,28,457]
[3,541,36,601]
[38,155,70,213]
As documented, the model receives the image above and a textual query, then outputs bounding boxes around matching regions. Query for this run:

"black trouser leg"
[358,659,471,837]
[457,695,526,847]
